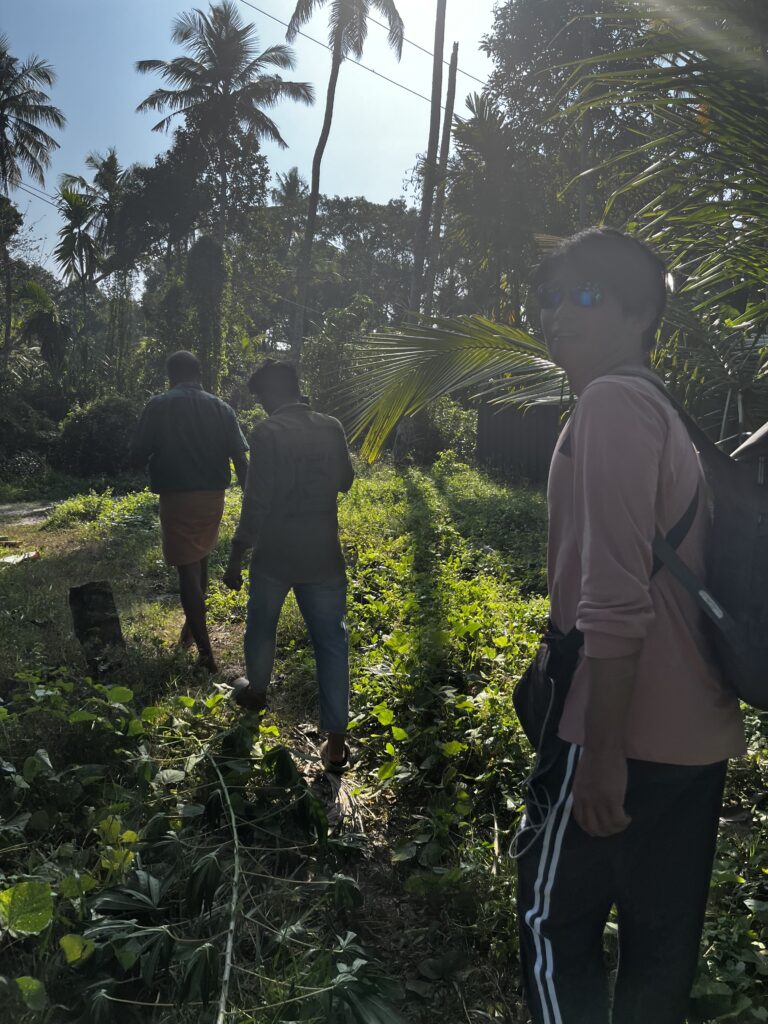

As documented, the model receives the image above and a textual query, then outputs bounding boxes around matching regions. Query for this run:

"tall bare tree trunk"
[409,0,447,314]
[218,139,229,245]
[423,42,458,318]
[1,240,11,369]
[290,32,343,360]
[578,1,594,228]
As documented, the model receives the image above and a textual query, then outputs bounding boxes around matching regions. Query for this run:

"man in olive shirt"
[223,360,354,770]
[131,350,248,672]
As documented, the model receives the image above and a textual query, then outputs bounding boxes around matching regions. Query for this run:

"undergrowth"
[1,458,766,1022]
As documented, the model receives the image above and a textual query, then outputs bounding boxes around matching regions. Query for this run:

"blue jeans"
[244,572,349,734]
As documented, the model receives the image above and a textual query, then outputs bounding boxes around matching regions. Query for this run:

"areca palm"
[61,148,130,252]
[0,34,65,366]
[286,0,404,356]
[136,0,313,242]
[54,186,99,311]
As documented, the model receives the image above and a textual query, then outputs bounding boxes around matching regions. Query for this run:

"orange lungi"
[158,490,226,567]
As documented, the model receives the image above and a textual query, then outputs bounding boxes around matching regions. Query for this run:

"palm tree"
[16,280,71,379]
[343,1,768,461]
[0,34,65,366]
[564,0,768,443]
[136,0,314,243]
[286,0,405,357]
[61,148,129,251]
[55,186,99,313]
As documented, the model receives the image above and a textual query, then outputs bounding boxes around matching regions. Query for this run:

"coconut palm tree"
[286,0,405,356]
[0,34,65,366]
[136,0,313,243]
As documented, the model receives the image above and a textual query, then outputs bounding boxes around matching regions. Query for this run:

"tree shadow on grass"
[431,467,548,596]
[401,471,455,687]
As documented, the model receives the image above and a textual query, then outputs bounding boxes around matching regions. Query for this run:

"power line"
[365,12,486,86]
[18,180,57,201]
[16,182,58,209]
[236,0,443,110]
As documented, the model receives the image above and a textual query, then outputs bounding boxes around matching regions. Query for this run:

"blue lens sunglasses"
[536,281,604,310]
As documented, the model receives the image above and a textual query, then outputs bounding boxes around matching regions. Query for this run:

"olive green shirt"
[233,403,355,583]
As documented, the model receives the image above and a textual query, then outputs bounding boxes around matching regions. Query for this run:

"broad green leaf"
[59,933,95,965]
[69,710,98,724]
[391,842,418,863]
[141,705,166,724]
[441,740,467,757]
[107,686,133,704]
[377,760,397,781]
[60,873,98,900]
[0,882,53,935]
[97,816,122,843]
[15,976,47,1011]
[154,769,185,786]
[372,702,394,726]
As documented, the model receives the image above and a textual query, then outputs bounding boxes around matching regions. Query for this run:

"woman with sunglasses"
[515,227,744,1024]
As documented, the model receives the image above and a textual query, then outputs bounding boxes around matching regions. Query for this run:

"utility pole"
[423,41,458,318]
[409,0,447,314]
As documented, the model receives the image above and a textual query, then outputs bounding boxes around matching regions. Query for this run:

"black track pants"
[516,740,727,1024]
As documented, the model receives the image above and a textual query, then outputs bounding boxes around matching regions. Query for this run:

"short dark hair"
[248,359,300,398]
[533,228,668,351]
[166,350,201,383]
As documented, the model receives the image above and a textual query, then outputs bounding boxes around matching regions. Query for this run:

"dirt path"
[0,501,55,526]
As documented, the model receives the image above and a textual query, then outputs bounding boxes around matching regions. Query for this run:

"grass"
[0,460,766,1022]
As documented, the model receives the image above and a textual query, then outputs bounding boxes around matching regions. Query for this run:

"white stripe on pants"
[523,743,579,1024]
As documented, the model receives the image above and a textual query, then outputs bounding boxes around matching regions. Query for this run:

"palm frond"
[339,315,564,461]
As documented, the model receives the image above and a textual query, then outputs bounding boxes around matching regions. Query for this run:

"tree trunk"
[423,42,458,318]
[1,238,11,371]
[409,0,447,314]
[218,141,228,245]
[578,1,594,228]
[290,31,344,360]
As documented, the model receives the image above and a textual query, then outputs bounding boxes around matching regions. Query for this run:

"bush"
[393,397,478,466]
[236,404,267,440]
[53,396,139,477]
[0,395,56,463]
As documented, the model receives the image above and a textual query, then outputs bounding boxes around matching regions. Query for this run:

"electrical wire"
[16,182,58,208]
[365,11,487,85]
[236,0,445,109]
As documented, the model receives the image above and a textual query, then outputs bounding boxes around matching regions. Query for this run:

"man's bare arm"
[232,451,249,490]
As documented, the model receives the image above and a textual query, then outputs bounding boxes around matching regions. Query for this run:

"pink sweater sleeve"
[572,380,668,658]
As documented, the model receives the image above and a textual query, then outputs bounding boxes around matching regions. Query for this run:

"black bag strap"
[613,368,733,471]
[650,530,741,642]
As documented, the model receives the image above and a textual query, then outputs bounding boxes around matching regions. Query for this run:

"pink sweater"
[549,372,745,764]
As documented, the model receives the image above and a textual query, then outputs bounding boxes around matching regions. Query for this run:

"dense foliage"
[1,465,766,1021]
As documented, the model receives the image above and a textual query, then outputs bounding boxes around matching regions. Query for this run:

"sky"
[3,0,497,274]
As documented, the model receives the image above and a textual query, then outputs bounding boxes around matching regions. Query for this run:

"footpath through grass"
[0,456,766,1023]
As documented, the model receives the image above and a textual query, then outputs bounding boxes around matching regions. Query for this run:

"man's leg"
[181,557,208,647]
[293,578,349,764]
[242,573,291,705]
[516,741,613,1024]
[612,760,727,1024]
[177,559,216,671]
